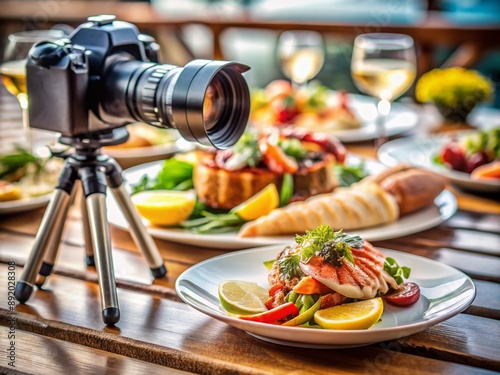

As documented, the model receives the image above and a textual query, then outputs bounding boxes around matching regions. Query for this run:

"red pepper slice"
[238,302,299,323]
[268,283,284,297]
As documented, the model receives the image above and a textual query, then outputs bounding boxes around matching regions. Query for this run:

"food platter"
[106,155,457,250]
[318,93,419,143]
[175,246,475,348]
[250,91,419,143]
[377,134,500,193]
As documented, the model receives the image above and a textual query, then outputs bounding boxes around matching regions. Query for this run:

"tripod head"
[58,127,130,155]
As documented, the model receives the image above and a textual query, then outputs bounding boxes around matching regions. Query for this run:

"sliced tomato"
[384,282,420,307]
[238,302,299,323]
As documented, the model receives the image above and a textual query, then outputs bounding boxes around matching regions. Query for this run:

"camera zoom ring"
[139,67,169,125]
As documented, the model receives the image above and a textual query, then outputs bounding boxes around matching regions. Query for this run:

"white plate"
[0,192,53,215]
[175,246,475,348]
[288,93,419,143]
[327,94,419,143]
[106,156,457,250]
[377,134,500,193]
[103,138,196,165]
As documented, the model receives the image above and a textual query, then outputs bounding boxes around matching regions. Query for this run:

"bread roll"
[238,183,399,237]
[378,168,446,215]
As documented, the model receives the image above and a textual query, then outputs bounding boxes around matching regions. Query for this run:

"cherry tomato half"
[384,282,420,307]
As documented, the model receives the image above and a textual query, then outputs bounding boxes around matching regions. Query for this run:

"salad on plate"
[218,225,419,330]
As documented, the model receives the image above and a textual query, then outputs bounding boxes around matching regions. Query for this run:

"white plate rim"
[0,192,53,215]
[103,138,195,160]
[377,135,500,192]
[175,246,476,348]
[253,92,419,143]
[107,169,457,249]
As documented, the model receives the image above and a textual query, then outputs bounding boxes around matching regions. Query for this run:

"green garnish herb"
[384,257,411,285]
[294,225,362,266]
[231,131,261,168]
[277,250,303,280]
[318,240,355,267]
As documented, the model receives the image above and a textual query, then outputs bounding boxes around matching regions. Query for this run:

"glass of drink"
[351,33,416,148]
[276,30,325,89]
[1,30,65,151]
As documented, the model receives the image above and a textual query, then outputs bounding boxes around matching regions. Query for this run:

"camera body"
[27,15,250,148]
[27,16,149,136]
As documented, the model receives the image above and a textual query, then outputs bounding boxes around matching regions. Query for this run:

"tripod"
[14,128,167,325]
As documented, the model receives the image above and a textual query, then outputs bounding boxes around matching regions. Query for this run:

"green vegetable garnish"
[279,173,294,207]
[279,138,307,160]
[334,163,368,187]
[277,250,303,280]
[0,147,43,180]
[295,225,362,266]
[231,131,262,168]
[131,158,194,194]
[384,257,411,285]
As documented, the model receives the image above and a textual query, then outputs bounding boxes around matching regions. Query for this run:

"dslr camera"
[26,15,250,148]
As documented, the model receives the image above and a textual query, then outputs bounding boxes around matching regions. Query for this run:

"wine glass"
[351,33,416,148]
[0,30,65,151]
[276,30,325,89]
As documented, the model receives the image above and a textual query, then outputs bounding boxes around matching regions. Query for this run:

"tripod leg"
[35,186,76,288]
[79,182,95,267]
[112,185,166,278]
[15,188,73,303]
[80,166,120,325]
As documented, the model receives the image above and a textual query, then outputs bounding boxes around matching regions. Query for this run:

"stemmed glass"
[276,30,325,89]
[351,33,416,148]
[0,30,65,151]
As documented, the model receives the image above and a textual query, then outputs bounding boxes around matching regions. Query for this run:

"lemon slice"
[218,280,269,315]
[131,190,196,226]
[231,184,279,221]
[314,298,384,330]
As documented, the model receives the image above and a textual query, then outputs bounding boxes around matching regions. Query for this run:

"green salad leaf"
[384,257,411,285]
[131,158,193,194]
[334,163,368,187]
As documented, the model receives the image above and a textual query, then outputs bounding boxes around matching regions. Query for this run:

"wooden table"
[1,87,500,374]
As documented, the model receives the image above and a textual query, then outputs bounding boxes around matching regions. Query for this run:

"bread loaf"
[238,183,399,237]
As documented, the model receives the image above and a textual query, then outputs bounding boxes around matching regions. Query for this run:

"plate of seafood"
[176,231,475,348]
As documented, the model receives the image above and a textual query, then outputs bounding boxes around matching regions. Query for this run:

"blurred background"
[1,0,499,107]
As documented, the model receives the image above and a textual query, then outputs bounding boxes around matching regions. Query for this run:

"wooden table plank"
[0,264,498,374]
[0,327,189,375]
[384,314,500,372]
[2,228,499,320]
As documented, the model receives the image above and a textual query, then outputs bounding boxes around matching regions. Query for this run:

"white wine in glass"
[277,30,325,87]
[0,30,65,151]
[351,33,416,147]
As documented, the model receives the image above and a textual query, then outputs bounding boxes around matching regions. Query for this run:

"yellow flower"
[416,67,493,108]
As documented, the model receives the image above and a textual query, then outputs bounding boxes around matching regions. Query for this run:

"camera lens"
[104,59,250,149]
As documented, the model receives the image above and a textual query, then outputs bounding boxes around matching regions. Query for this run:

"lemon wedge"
[314,298,384,330]
[131,190,196,226]
[231,184,279,221]
[218,280,269,315]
